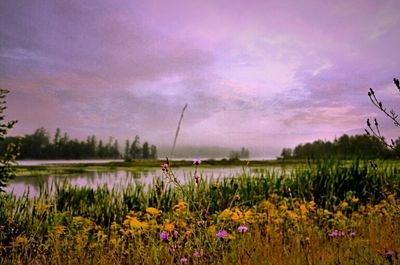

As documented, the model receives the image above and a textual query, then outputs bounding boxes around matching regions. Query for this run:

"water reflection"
[6,166,289,198]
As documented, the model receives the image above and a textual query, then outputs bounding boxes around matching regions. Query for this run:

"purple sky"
[1,0,399,157]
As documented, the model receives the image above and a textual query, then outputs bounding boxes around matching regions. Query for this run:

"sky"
[1,0,400,157]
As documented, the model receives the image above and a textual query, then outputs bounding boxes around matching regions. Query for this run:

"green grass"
[1,159,400,264]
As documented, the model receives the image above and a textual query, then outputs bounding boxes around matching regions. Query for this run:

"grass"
[14,158,310,177]
[1,159,400,264]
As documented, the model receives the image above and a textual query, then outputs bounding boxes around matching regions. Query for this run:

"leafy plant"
[0,89,18,192]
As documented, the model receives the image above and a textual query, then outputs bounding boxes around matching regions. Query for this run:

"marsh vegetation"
[1,159,400,264]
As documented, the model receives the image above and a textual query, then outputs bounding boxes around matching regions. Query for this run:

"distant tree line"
[0,127,158,160]
[229,147,250,160]
[279,134,400,160]
[123,135,157,161]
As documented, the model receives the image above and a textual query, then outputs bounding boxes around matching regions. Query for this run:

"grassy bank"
[1,159,400,264]
[15,158,400,177]
[14,158,301,177]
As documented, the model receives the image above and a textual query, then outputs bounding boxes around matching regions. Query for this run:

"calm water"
[6,166,287,198]
[17,159,124,166]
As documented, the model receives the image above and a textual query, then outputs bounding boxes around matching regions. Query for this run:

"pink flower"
[216,230,228,238]
[193,159,201,166]
[160,232,169,240]
[238,225,248,233]
[329,231,338,237]
[161,163,169,172]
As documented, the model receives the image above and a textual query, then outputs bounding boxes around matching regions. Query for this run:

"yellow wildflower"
[387,194,395,202]
[173,201,188,213]
[339,201,349,209]
[273,218,284,225]
[334,210,347,220]
[219,208,233,219]
[146,207,160,215]
[287,210,299,220]
[123,217,149,229]
[279,204,288,211]
[260,201,276,212]
[164,223,175,232]
[299,204,308,214]
[53,225,66,236]
[307,201,316,212]
[14,235,28,246]
[208,225,216,235]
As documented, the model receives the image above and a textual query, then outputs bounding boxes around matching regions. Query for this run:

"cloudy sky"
[1,0,399,157]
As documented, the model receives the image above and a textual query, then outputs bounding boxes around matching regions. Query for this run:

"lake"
[6,165,287,198]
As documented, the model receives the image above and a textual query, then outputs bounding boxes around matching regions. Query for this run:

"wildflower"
[124,217,149,229]
[180,257,188,263]
[193,251,201,258]
[216,230,228,238]
[53,225,67,236]
[385,250,395,256]
[146,207,160,215]
[160,232,169,240]
[161,163,169,172]
[383,249,397,264]
[233,194,241,201]
[193,159,201,166]
[329,231,338,237]
[194,175,201,184]
[329,230,344,238]
[349,231,356,238]
[238,225,248,233]
[169,244,178,254]
[164,223,175,232]
[173,201,188,213]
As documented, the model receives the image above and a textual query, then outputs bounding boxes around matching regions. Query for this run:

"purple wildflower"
[329,231,338,237]
[169,244,178,254]
[180,257,188,263]
[349,231,356,238]
[194,175,201,184]
[238,225,248,233]
[216,230,228,238]
[193,159,201,166]
[193,251,201,258]
[161,163,169,172]
[160,232,169,240]
[385,250,395,257]
[338,230,345,237]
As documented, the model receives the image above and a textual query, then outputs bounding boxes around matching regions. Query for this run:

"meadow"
[1,159,399,264]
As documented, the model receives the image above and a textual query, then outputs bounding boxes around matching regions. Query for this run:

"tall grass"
[1,159,399,264]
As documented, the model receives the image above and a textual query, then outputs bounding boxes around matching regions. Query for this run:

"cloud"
[1,0,400,156]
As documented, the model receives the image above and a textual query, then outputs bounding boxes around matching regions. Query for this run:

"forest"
[0,127,158,160]
[279,133,400,160]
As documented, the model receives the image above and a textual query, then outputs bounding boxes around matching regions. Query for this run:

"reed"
[1,159,399,264]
